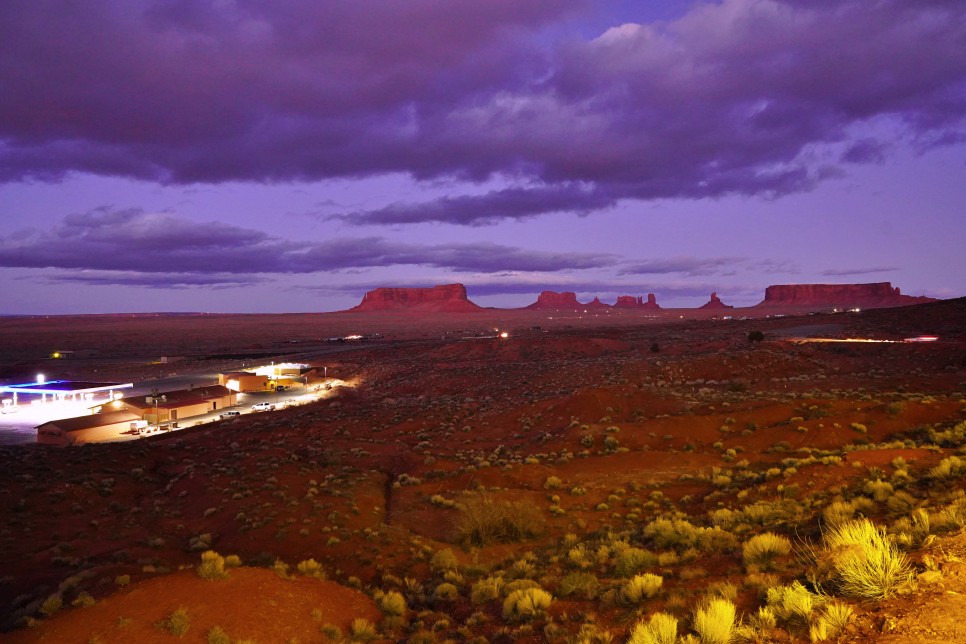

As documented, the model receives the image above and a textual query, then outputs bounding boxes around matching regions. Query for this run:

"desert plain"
[0,298,965,643]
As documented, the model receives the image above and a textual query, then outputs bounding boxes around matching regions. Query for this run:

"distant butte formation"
[757,283,935,308]
[350,284,483,313]
[700,291,734,310]
[348,282,934,313]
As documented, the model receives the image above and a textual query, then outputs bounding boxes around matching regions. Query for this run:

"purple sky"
[1,0,964,314]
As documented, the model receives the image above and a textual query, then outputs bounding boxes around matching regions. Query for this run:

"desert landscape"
[0,290,964,643]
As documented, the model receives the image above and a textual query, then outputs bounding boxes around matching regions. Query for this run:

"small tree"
[748,330,765,343]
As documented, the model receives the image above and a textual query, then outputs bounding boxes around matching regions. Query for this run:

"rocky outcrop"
[350,284,483,312]
[527,291,582,310]
[756,283,935,309]
[699,292,733,309]
[614,294,661,309]
[585,296,611,310]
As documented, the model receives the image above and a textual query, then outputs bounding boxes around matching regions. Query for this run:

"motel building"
[37,411,142,446]
[103,384,235,427]
[218,371,270,393]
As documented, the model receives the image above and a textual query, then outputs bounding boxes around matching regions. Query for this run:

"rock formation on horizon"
[699,291,733,309]
[614,294,661,309]
[527,291,582,310]
[756,282,934,309]
[350,284,483,313]
[585,296,611,310]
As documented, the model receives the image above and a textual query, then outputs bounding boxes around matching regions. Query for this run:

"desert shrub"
[374,589,407,617]
[615,547,657,577]
[620,573,663,604]
[114,575,130,587]
[224,554,242,568]
[863,479,893,502]
[295,559,325,579]
[748,330,765,343]
[503,578,541,595]
[742,532,792,569]
[39,595,62,616]
[628,612,679,644]
[693,598,736,644]
[502,588,553,622]
[544,476,563,489]
[930,456,965,480]
[643,518,700,550]
[207,626,231,644]
[430,548,459,572]
[71,591,96,608]
[434,582,460,601]
[197,550,229,580]
[349,618,378,641]
[766,581,823,626]
[810,602,853,642]
[157,607,190,637]
[558,571,599,599]
[821,519,913,599]
[471,576,504,604]
[456,494,545,546]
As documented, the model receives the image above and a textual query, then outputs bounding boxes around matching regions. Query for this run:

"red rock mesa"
[350,284,483,312]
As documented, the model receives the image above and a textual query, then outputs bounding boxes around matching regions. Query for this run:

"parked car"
[251,402,275,412]
[220,410,241,419]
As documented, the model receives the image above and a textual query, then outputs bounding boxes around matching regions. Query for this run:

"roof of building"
[1,380,133,394]
[123,384,232,410]
[37,411,141,433]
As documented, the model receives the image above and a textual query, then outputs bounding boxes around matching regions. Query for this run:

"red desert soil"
[0,297,963,641]
[6,567,379,643]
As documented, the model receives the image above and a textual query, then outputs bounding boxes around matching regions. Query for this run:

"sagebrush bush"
[558,571,599,599]
[502,588,553,622]
[822,518,913,599]
[628,612,679,644]
[207,626,231,644]
[615,547,657,577]
[374,589,407,617]
[197,550,229,580]
[430,548,459,572]
[158,607,190,637]
[471,576,504,604]
[349,618,377,641]
[621,573,663,604]
[296,558,325,579]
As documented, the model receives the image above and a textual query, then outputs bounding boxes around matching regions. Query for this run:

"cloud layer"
[0,208,616,279]
[2,0,963,225]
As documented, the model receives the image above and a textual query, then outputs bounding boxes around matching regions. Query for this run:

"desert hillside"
[1,299,964,642]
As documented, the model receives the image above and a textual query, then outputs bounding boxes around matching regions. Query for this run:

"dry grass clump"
[196,551,229,580]
[628,612,678,644]
[456,494,545,546]
[620,573,663,604]
[821,518,914,599]
[742,532,792,570]
[502,587,553,622]
[693,598,736,644]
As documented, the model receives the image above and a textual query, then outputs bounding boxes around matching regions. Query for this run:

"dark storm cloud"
[336,184,612,226]
[821,267,897,277]
[40,271,266,289]
[620,257,743,277]
[0,209,614,277]
[1,0,964,222]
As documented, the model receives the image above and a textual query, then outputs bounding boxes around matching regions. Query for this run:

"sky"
[0,0,964,314]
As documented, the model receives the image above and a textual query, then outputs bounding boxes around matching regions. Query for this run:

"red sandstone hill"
[755,282,935,309]
[350,284,483,313]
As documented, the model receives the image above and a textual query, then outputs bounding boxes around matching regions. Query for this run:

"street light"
[146,388,166,428]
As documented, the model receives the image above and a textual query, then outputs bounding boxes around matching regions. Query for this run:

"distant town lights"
[500,331,509,339]
[36,374,45,384]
